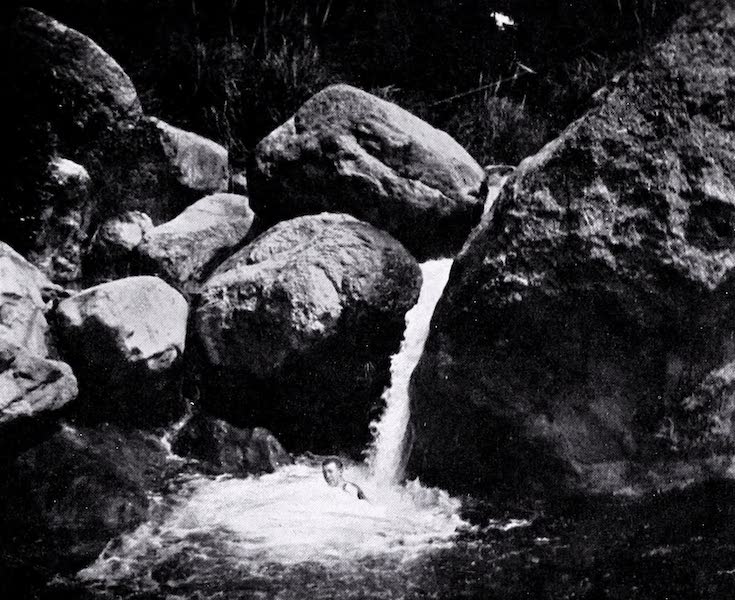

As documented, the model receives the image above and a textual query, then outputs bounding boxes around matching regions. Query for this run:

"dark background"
[1,0,689,166]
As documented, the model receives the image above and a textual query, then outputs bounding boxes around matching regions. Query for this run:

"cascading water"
[73,259,466,596]
[368,258,455,487]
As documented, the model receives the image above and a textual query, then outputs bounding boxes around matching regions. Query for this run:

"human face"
[322,462,343,487]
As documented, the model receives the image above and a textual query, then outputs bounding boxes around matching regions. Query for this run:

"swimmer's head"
[322,457,344,487]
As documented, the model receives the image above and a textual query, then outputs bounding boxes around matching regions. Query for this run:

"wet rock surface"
[0,422,178,587]
[172,414,293,476]
[249,84,486,260]
[409,0,735,497]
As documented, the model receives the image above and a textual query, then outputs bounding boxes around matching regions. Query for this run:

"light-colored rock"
[149,117,230,196]
[0,242,60,356]
[195,213,421,453]
[249,84,486,260]
[0,340,77,429]
[55,276,188,424]
[137,194,254,291]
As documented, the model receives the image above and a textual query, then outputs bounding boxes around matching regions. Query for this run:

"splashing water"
[368,259,454,487]
[77,259,466,593]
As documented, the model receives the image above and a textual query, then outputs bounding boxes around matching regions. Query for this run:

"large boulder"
[0,242,61,356]
[136,193,254,292]
[84,210,154,282]
[8,6,143,158]
[55,276,188,425]
[0,423,176,587]
[0,341,77,440]
[195,213,422,454]
[408,0,735,498]
[248,84,486,260]
[171,414,293,476]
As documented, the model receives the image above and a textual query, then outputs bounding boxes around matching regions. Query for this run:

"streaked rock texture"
[249,84,486,260]
[409,0,735,497]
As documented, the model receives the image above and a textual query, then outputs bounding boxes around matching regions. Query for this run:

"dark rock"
[5,9,229,280]
[85,210,154,282]
[0,340,77,437]
[408,0,735,498]
[9,7,143,158]
[136,193,254,293]
[0,422,174,580]
[23,157,94,283]
[171,414,292,475]
[248,84,486,260]
[55,276,188,426]
[195,213,421,454]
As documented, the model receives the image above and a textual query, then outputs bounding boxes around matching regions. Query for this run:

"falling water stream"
[73,259,470,597]
[49,262,735,600]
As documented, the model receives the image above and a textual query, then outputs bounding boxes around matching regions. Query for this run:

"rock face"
[195,213,422,453]
[55,276,188,425]
[151,117,230,197]
[85,211,154,281]
[9,7,143,157]
[172,414,293,476]
[29,157,93,283]
[408,0,735,498]
[0,341,77,435]
[0,423,175,581]
[137,193,254,292]
[0,242,61,356]
[248,84,486,260]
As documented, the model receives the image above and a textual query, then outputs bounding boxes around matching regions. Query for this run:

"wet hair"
[322,456,343,470]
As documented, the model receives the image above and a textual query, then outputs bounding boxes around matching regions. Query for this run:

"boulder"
[0,242,61,356]
[171,414,292,476]
[28,157,93,283]
[0,423,175,583]
[150,117,230,197]
[92,116,231,224]
[0,340,77,437]
[408,0,735,498]
[85,210,154,281]
[9,7,143,158]
[136,193,254,292]
[55,276,188,425]
[248,84,486,260]
[195,213,421,454]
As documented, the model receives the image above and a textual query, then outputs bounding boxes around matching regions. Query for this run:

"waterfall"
[368,258,454,487]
